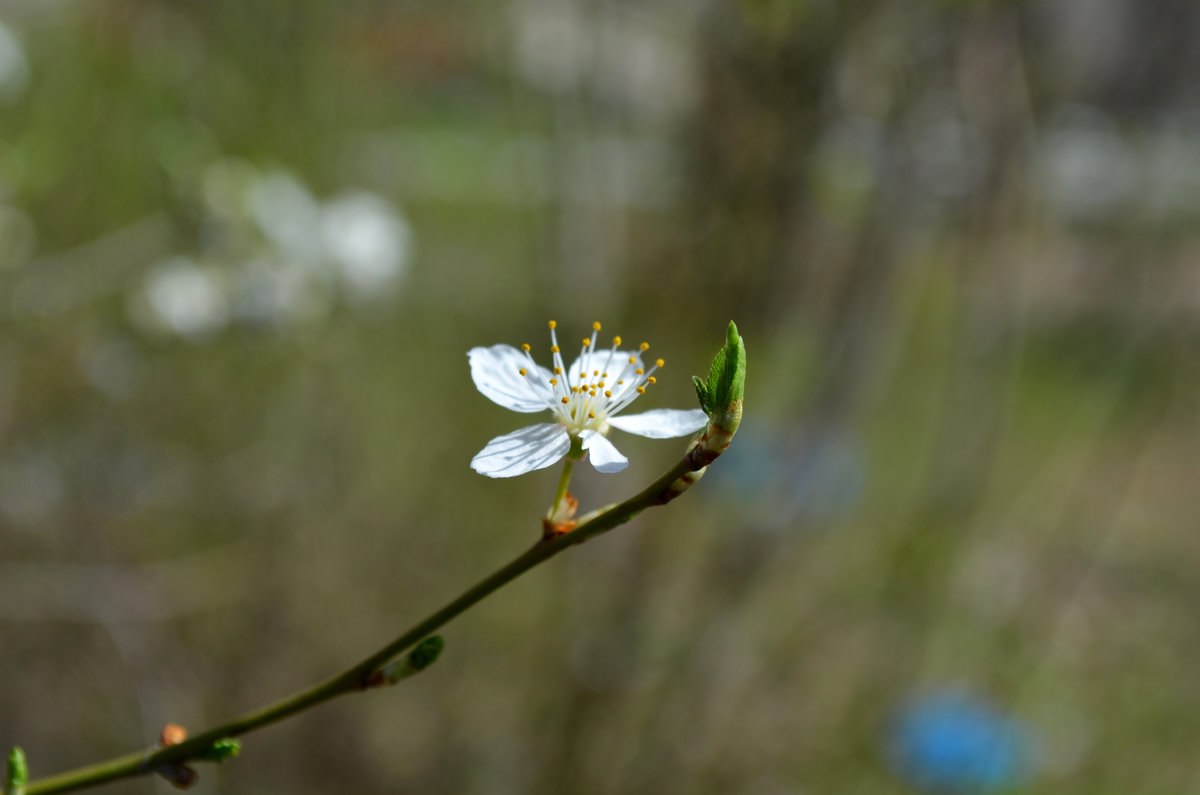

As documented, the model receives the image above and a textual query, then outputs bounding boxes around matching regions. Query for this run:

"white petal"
[469,345,554,413]
[580,430,629,473]
[471,423,571,478]
[608,408,709,439]
[567,349,644,389]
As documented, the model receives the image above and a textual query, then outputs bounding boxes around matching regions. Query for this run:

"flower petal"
[580,430,629,473]
[471,423,571,478]
[567,349,644,390]
[608,408,709,439]
[469,345,554,413]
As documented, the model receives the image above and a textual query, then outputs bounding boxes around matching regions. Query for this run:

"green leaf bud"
[196,738,241,763]
[377,635,444,685]
[6,747,27,795]
[708,320,745,415]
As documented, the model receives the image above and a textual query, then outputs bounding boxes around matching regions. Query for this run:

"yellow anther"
[522,343,531,352]
[647,376,656,384]
[628,356,636,364]
[640,342,649,351]
[593,370,599,376]
[618,379,625,384]
[571,386,579,393]
[550,345,560,353]
[635,368,644,375]
[602,372,608,377]
[604,390,612,398]
[561,397,569,404]
[548,320,557,329]
[519,368,527,376]
[613,336,622,345]
[554,366,562,374]
[656,358,665,368]
[579,372,586,379]
[636,386,646,394]
[593,321,602,331]
[582,338,591,346]
[588,411,596,419]
[590,390,597,397]
[597,382,605,388]
[550,378,558,385]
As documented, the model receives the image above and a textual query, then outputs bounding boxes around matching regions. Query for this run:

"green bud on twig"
[195,738,241,763]
[6,747,27,795]
[693,320,746,423]
[373,636,444,686]
[666,321,747,503]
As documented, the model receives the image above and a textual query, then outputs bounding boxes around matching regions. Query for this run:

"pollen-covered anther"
[519,368,527,376]
[593,370,599,376]
[522,343,531,352]
[628,356,636,364]
[561,397,569,404]
[593,321,602,331]
[550,378,558,385]
[656,358,665,367]
[640,342,650,351]
[636,386,646,393]
[548,320,557,329]
[636,368,644,375]
[613,336,622,345]
[604,390,612,397]
[551,345,560,353]
[582,338,590,347]
[647,376,656,384]
[588,411,596,419]
[554,366,562,374]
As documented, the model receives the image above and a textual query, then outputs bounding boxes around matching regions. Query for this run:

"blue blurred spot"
[887,689,1033,793]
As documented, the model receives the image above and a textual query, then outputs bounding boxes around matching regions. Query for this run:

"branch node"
[155,763,198,790]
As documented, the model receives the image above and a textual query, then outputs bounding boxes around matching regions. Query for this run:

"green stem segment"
[24,443,720,795]
[550,457,574,518]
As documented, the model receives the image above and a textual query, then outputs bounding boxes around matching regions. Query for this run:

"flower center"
[518,320,665,435]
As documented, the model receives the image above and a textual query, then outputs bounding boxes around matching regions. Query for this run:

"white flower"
[469,321,709,477]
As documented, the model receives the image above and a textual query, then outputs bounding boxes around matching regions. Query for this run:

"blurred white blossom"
[247,170,324,265]
[321,191,411,298]
[1042,108,1139,220]
[236,257,328,327]
[0,21,30,104]
[132,159,413,340]
[140,257,230,339]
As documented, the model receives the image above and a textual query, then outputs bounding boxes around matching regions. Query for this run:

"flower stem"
[24,425,736,795]
[549,458,574,518]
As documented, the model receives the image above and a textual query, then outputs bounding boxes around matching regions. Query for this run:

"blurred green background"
[1,1,1198,793]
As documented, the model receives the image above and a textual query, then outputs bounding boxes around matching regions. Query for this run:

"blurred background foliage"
[1,0,1198,793]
